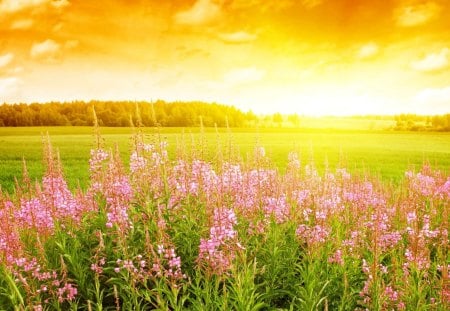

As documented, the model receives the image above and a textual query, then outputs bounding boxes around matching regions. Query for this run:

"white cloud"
[0,53,14,68]
[0,77,20,100]
[223,67,266,85]
[395,2,441,27]
[10,19,34,30]
[30,39,61,61]
[0,0,48,13]
[0,0,69,14]
[218,31,257,44]
[12,67,24,74]
[51,0,70,9]
[415,86,450,102]
[357,43,379,59]
[174,0,221,25]
[411,48,449,72]
[414,86,450,113]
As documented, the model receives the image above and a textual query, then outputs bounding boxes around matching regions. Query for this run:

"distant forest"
[0,101,255,127]
[394,113,450,131]
[0,101,449,131]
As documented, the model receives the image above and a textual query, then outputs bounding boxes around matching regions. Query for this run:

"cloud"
[414,86,450,112]
[218,31,257,44]
[0,0,49,13]
[51,0,70,9]
[174,0,221,25]
[11,67,24,74]
[0,53,14,68]
[411,48,449,72]
[223,67,265,85]
[10,18,34,30]
[176,47,210,60]
[0,77,20,99]
[415,86,450,101]
[395,2,441,27]
[357,42,379,59]
[30,39,61,61]
[0,0,69,14]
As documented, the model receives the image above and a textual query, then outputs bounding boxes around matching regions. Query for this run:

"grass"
[1,127,449,310]
[0,126,449,193]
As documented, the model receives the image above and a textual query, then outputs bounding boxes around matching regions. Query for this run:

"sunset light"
[2,3,450,309]
[1,0,450,115]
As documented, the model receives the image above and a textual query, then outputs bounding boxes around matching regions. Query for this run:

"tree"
[273,113,283,127]
[288,113,300,128]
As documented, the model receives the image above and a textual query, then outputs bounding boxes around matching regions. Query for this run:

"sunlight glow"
[1,0,449,115]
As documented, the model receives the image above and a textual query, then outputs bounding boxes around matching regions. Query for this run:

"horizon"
[1,1,450,116]
[2,100,448,119]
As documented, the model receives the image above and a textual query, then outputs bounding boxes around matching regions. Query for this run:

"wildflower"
[406,211,416,224]
[286,152,301,173]
[157,244,164,255]
[296,224,330,246]
[263,196,290,223]
[254,146,265,158]
[15,198,54,235]
[384,286,399,301]
[405,248,430,270]
[130,152,147,173]
[328,249,344,266]
[90,263,103,274]
[57,283,77,302]
[198,208,240,275]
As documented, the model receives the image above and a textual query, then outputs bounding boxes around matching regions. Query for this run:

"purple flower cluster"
[114,246,185,285]
[198,208,240,275]
[13,256,77,306]
[1,136,449,309]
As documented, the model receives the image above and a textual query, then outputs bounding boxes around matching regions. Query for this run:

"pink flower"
[328,249,344,266]
[15,198,54,234]
[296,224,330,246]
[198,208,240,275]
[157,244,165,255]
[384,286,398,301]
[57,283,77,302]
[130,152,147,173]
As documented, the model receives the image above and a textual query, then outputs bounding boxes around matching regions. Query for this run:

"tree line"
[394,113,450,131]
[0,101,254,127]
[1,101,448,130]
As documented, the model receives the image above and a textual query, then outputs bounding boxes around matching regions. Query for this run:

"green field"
[1,126,449,193]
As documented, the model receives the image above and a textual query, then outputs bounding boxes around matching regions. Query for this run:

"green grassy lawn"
[1,126,449,193]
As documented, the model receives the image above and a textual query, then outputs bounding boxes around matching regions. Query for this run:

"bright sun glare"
[0,0,449,115]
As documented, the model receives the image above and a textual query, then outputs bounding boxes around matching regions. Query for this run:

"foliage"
[394,114,450,131]
[2,101,448,131]
[0,101,248,127]
[1,127,450,195]
[0,129,449,310]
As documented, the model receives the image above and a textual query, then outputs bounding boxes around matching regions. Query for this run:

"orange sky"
[1,0,450,115]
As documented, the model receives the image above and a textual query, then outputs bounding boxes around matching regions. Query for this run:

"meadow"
[0,126,449,310]
[0,126,449,194]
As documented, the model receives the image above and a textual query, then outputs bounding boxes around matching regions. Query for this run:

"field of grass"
[1,125,449,310]
[1,126,449,193]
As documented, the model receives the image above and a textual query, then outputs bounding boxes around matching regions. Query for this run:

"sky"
[0,0,450,116]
